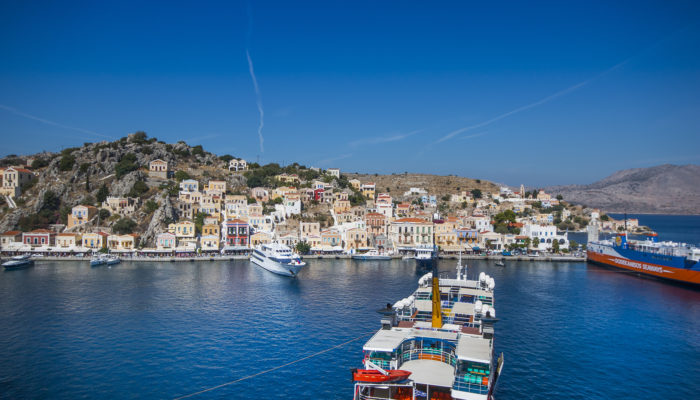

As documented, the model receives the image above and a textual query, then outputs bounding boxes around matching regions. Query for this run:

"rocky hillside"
[546,164,700,214]
[347,173,499,200]
[0,132,245,245]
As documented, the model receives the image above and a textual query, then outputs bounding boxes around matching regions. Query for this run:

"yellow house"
[107,234,137,251]
[56,233,81,248]
[345,227,369,251]
[82,232,109,249]
[204,180,227,194]
[272,186,298,200]
[67,205,98,229]
[202,223,220,237]
[435,231,460,252]
[333,199,351,214]
[349,179,361,190]
[169,221,196,238]
[361,183,376,200]
[276,173,300,185]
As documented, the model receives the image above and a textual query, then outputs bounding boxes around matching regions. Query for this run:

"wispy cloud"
[246,50,265,153]
[435,59,630,144]
[318,153,352,165]
[349,130,421,147]
[460,131,487,140]
[0,104,113,140]
[245,2,264,153]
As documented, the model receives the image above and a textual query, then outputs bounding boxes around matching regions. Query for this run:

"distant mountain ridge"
[546,164,700,215]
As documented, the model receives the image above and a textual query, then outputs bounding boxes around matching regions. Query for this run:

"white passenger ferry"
[251,242,306,277]
[352,257,503,400]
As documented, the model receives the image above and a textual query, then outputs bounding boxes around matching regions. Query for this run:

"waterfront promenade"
[1,253,586,263]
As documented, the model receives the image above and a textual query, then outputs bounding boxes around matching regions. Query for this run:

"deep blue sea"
[0,215,698,399]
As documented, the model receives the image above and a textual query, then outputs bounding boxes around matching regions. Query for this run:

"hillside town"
[0,134,641,258]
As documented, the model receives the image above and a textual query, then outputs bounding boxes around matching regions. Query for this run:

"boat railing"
[365,358,392,370]
[452,374,489,395]
[400,348,457,368]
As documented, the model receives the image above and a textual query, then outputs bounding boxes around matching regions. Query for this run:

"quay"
[2,254,585,263]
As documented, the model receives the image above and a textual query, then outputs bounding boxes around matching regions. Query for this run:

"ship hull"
[587,246,700,287]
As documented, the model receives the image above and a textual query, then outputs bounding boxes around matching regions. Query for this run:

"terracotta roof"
[29,229,53,233]
[364,212,384,217]
[394,218,431,224]
[226,219,248,224]
[1,230,21,236]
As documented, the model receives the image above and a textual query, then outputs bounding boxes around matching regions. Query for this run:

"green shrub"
[128,180,149,197]
[112,217,137,234]
[115,153,139,178]
[59,154,76,171]
[144,200,159,213]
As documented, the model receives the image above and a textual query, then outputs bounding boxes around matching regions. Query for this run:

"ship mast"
[431,260,442,328]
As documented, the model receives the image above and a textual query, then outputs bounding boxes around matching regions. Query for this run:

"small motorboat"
[3,254,34,270]
[90,254,107,267]
[495,260,505,267]
[352,369,412,383]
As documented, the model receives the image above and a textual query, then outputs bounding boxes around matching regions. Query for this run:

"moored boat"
[352,249,392,261]
[251,242,306,277]
[3,254,34,270]
[90,254,107,267]
[415,245,438,267]
[587,232,700,286]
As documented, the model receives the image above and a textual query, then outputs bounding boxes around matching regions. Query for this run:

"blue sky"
[1,1,699,186]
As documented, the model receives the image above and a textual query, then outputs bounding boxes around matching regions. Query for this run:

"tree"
[130,131,148,144]
[600,214,609,221]
[112,218,137,234]
[174,171,191,182]
[194,212,209,235]
[552,239,560,253]
[471,189,482,199]
[85,172,90,191]
[556,194,563,201]
[98,209,110,220]
[295,241,311,255]
[96,184,109,203]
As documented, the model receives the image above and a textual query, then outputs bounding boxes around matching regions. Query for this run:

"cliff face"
[546,164,700,214]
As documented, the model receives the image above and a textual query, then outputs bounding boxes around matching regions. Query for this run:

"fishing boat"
[587,231,700,286]
[2,254,34,270]
[353,249,392,261]
[251,242,306,277]
[352,254,504,400]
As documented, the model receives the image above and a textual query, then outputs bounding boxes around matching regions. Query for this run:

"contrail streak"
[435,59,629,144]
[246,50,265,153]
[0,104,113,139]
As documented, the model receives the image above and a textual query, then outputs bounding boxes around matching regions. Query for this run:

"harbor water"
[1,215,699,399]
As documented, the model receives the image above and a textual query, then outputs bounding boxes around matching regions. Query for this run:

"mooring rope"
[172,331,375,399]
